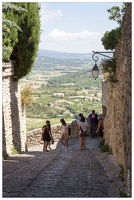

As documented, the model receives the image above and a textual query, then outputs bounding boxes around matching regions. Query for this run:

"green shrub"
[98,138,105,148]
[11,146,20,155]
[21,85,33,105]
[119,190,128,197]
[118,164,125,181]
[99,139,111,153]
[101,143,109,152]
[100,58,118,82]
[108,147,113,154]
[3,151,9,160]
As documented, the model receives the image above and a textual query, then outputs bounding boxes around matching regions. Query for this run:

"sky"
[39,1,124,53]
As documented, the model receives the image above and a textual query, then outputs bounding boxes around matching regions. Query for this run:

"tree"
[101,3,126,50]
[2,2,27,61]
[3,2,41,80]
[10,3,41,80]
[107,4,126,26]
[101,27,121,50]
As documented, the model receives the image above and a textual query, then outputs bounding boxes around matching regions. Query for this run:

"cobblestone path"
[3,137,126,197]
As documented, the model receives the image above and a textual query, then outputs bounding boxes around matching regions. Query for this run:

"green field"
[19,58,102,131]
[26,117,73,131]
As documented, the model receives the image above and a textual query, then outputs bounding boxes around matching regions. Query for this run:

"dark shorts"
[43,132,51,142]
[80,131,87,137]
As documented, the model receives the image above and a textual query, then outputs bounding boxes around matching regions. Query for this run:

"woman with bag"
[59,118,69,151]
[41,120,53,152]
[78,116,88,150]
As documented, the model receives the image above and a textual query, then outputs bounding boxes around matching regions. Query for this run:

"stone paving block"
[3,137,127,197]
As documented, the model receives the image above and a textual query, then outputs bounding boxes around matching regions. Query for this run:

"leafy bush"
[119,190,128,197]
[3,150,9,160]
[11,146,20,155]
[101,143,109,152]
[99,139,110,153]
[21,85,33,105]
[101,3,126,50]
[108,147,113,154]
[101,28,121,50]
[118,164,125,181]
[99,138,105,148]
[100,58,118,82]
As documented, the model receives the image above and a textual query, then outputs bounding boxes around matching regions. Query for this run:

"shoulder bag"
[80,126,87,137]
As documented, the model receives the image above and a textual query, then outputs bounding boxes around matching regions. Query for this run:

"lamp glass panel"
[92,68,99,79]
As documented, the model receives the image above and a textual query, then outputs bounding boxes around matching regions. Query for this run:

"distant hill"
[38,49,93,60]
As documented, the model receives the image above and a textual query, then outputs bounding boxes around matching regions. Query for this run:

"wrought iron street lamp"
[92,51,114,79]
[92,63,99,80]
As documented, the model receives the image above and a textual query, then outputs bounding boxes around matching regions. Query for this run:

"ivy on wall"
[100,58,118,82]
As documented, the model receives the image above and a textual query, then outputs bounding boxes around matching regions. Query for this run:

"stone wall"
[2,61,26,155]
[102,3,131,195]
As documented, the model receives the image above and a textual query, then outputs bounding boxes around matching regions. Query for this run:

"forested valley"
[19,50,102,131]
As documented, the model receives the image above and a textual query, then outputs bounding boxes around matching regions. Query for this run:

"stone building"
[102,3,131,195]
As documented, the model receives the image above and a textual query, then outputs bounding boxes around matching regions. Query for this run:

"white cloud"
[39,29,104,53]
[41,29,101,42]
[39,3,112,53]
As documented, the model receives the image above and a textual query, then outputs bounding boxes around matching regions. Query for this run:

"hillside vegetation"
[19,50,102,131]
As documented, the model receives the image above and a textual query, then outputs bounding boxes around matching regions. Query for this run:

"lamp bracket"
[92,51,114,63]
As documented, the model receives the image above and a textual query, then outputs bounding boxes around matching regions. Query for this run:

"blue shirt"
[89,113,98,124]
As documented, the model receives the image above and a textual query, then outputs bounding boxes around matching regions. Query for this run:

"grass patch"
[26,118,46,131]
[119,190,128,197]
[11,146,20,155]
[26,117,73,131]
[108,147,113,154]
[118,164,125,181]
[98,138,105,148]
[101,143,109,152]
[3,151,8,160]
[35,94,58,104]
[98,139,112,153]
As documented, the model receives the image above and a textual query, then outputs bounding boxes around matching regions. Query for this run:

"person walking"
[77,113,83,131]
[41,120,53,152]
[77,116,88,150]
[89,110,98,138]
[96,115,104,140]
[77,113,89,136]
[77,113,87,129]
[59,118,69,151]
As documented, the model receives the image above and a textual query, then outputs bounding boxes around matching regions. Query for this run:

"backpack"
[68,127,71,135]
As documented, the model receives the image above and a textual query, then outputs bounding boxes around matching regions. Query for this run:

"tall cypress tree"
[2,2,26,60]
[10,2,41,80]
